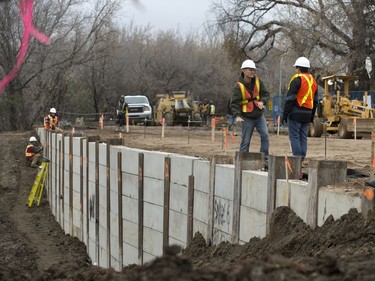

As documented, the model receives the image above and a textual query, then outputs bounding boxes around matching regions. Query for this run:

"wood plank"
[163,157,171,254]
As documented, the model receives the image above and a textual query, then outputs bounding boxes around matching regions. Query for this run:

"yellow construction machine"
[309,75,375,138]
[153,91,202,126]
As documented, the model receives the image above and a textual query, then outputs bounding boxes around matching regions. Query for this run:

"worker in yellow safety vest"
[230,59,270,158]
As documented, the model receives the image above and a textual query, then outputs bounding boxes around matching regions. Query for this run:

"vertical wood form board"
[117,152,123,269]
[163,157,171,254]
[86,138,90,246]
[206,157,216,246]
[187,175,195,244]
[48,132,53,204]
[80,138,84,241]
[58,140,62,225]
[54,134,58,218]
[232,152,242,244]
[138,153,144,265]
[106,143,111,268]
[95,141,100,265]
[266,156,301,234]
[61,136,65,231]
[69,134,73,235]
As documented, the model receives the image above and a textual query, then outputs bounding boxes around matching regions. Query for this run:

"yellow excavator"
[309,75,375,138]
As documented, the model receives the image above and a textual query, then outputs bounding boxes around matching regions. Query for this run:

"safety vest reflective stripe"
[238,77,260,112]
[25,144,34,158]
[288,73,316,109]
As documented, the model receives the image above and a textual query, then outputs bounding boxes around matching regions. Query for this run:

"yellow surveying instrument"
[27,161,49,207]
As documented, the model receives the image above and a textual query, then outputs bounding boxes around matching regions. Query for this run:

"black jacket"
[282,76,318,123]
[230,73,270,119]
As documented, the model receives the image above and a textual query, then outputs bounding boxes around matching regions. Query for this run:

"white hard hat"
[50,107,57,114]
[241,59,257,69]
[29,136,37,142]
[293,57,311,68]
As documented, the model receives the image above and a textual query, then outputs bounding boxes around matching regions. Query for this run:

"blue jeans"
[227,114,237,129]
[288,119,309,158]
[239,114,269,158]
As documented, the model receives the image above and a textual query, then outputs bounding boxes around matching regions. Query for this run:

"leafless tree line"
[212,0,374,90]
[0,0,374,131]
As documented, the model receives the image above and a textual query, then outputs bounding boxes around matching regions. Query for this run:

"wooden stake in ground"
[161,118,165,139]
[211,117,216,142]
[371,130,375,181]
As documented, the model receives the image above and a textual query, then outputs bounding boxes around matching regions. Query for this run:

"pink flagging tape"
[0,0,51,94]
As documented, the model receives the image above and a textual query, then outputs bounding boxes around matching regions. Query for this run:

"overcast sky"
[118,0,213,34]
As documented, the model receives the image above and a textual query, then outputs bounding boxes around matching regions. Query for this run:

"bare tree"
[0,0,120,130]
[213,0,375,88]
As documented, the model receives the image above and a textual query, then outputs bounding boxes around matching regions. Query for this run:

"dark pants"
[116,113,125,126]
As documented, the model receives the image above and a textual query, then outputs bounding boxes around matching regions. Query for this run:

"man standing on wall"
[230,59,270,158]
[282,57,318,159]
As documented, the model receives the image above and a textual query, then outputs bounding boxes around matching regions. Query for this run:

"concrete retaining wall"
[38,129,372,270]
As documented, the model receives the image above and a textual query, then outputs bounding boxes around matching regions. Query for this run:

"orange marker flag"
[284,155,293,173]
[363,188,374,201]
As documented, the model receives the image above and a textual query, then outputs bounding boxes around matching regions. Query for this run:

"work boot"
[31,164,38,168]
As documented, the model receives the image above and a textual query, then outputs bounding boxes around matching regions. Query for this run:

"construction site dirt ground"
[1,126,375,280]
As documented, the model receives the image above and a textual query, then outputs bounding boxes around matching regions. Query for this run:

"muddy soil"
[1,127,375,280]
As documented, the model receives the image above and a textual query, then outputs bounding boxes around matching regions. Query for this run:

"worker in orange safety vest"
[25,136,43,168]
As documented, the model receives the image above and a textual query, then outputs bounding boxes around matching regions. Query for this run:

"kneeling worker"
[25,136,43,168]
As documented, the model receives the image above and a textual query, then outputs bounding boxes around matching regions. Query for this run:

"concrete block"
[73,155,81,175]
[143,227,163,257]
[98,204,107,227]
[123,243,139,266]
[144,177,164,206]
[169,210,187,244]
[110,257,121,272]
[123,173,138,199]
[98,185,107,209]
[239,206,267,242]
[99,143,107,166]
[99,247,108,268]
[212,228,231,245]
[318,187,363,226]
[143,150,170,180]
[110,190,119,215]
[99,164,107,188]
[123,220,138,246]
[110,212,119,240]
[169,237,186,249]
[193,220,208,242]
[72,172,80,192]
[170,183,188,214]
[109,169,118,194]
[144,202,163,232]
[123,196,138,224]
[241,170,268,213]
[110,233,120,259]
[193,190,209,223]
[73,137,82,156]
[88,237,97,263]
[99,225,107,250]
[121,147,143,175]
[276,179,309,223]
[193,160,210,193]
[143,252,157,265]
[88,142,96,163]
[213,197,232,234]
[215,164,235,200]
[170,154,197,185]
[88,161,95,182]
